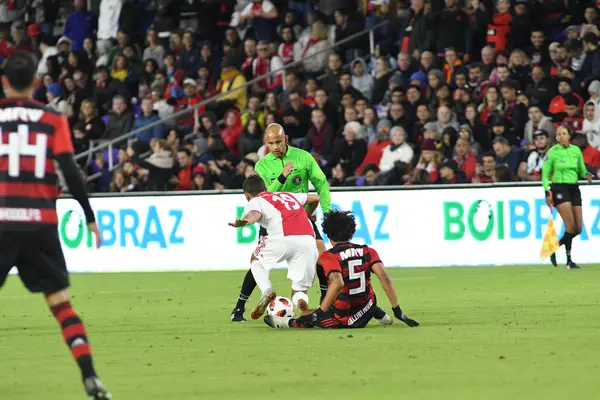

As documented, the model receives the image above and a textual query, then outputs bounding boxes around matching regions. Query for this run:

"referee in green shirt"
[542,126,593,269]
[231,123,332,322]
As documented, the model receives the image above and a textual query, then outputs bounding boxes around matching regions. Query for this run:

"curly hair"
[321,210,356,243]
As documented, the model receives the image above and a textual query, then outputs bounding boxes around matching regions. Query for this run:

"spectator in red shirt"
[221,109,243,157]
[178,78,205,133]
[574,132,600,169]
[357,119,391,174]
[454,137,478,182]
[173,148,194,190]
[307,108,335,159]
[562,94,585,132]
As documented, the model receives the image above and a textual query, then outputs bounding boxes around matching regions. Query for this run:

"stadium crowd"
[5,0,600,191]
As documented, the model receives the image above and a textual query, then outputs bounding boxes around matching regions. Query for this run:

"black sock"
[316,265,328,303]
[373,306,387,319]
[235,269,256,310]
[562,232,575,264]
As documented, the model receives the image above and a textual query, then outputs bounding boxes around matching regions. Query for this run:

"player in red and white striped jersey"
[229,174,320,320]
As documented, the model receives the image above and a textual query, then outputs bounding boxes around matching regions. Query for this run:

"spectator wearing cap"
[437,159,466,184]
[549,78,584,124]
[64,0,97,52]
[583,100,600,149]
[379,126,414,173]
[132,97,165,152]
[331,121,368,177]
[307,108,335,160]
[524,104,555,147]
[472,152,496,183]
[357,119,391,174]
[416,139,442,182]
[518,129,550,181]
[490,113,519,147]
[192,165,211,190]
[582,32,600,88]
[177,78,205,134]
[431,0,470,57]
[573,131,600,169]
[46,83,68,115]
[239,0,279,42]
[493,136,522,176]
[215,56,247,116]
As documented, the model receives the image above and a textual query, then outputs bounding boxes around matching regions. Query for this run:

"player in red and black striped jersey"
[264,210,419,329]
[0,52,111,399]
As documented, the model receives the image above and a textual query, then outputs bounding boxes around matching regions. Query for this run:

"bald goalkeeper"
[231,123,332,322]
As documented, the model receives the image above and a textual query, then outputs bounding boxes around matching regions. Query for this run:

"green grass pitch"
[1,266,600,400]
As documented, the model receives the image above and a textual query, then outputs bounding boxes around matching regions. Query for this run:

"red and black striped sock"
[50,302,97,379]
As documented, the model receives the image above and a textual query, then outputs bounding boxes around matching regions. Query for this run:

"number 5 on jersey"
[348,259,366,295]
[0,125,48,179]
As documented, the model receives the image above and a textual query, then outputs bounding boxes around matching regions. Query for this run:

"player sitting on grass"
[264,210,419,329]
[229,175,320,320]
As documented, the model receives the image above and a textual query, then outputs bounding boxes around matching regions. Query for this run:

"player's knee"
[45,289,71,307]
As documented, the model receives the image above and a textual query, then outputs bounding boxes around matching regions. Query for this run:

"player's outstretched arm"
[229,210,262,227]
[56,153,102,248]
[372,262,419,327]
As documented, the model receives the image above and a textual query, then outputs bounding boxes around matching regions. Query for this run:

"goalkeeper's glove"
[392,306,419,327]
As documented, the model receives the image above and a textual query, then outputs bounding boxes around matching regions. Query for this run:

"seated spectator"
[208,154,237,190]
[177,79,205,134]
[494,164,515,182]
[126,140,174,191]
[352,58,372,101]
[454,137,478,182]
[438,127,458,160]
[283,90,311,145]
[46,83,68,115]
[458,125,483,156]
[307,108,335,159]
[78,99,105,141]
[415,139,442,182]
[493,136,523,176]
[180,31,200,78]
[379,126,414,173]
[518,129,550,181]
[221,109,243,157]
[437,159,467,184]
[196,63,217,99]
[278,70,302,110]
[548,78,583,123]
[143,28,165,68]
[192,165,212,190]
[215,56,247,116]
[71,121,91,161]
[105,95,133,143]
[490,113,519,147]
[362,107,380,144]
[583,100,600,149]
[330,121,367,177]
[110,169,132,193]
[524,105,556,147]
[442,48,463,85]
[424,105,460,140]
[303,77,318,108]
[408,169,433,185]
[562,94,585,132]
[132,97,165,152]
[478,85,503,124]
[241,95,265,128]
[239,118,263,158]
[356,164,380,187]
[172,148,195,191]
[278,26,300,65]
[472,152,496,183]
[363,119,391,157]
[573,131,600,169]
[295,20,330,74]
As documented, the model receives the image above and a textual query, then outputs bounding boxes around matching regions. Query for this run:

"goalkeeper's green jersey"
[541,144,588,191]
[255,146,331,212]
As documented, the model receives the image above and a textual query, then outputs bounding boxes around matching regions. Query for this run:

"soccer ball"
[267,296,294,318]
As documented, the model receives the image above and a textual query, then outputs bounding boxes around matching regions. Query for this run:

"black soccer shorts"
[258,220,323,241]
[551,184,582,207]
[0,227,70,294]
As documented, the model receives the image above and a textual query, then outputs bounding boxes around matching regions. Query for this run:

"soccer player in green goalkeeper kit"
[231,123,332,322]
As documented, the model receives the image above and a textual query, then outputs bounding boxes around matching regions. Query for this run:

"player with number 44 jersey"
[229,175,320,320]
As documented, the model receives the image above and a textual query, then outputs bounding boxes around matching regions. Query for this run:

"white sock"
[291,291,309,309]
[251,260,272,294]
